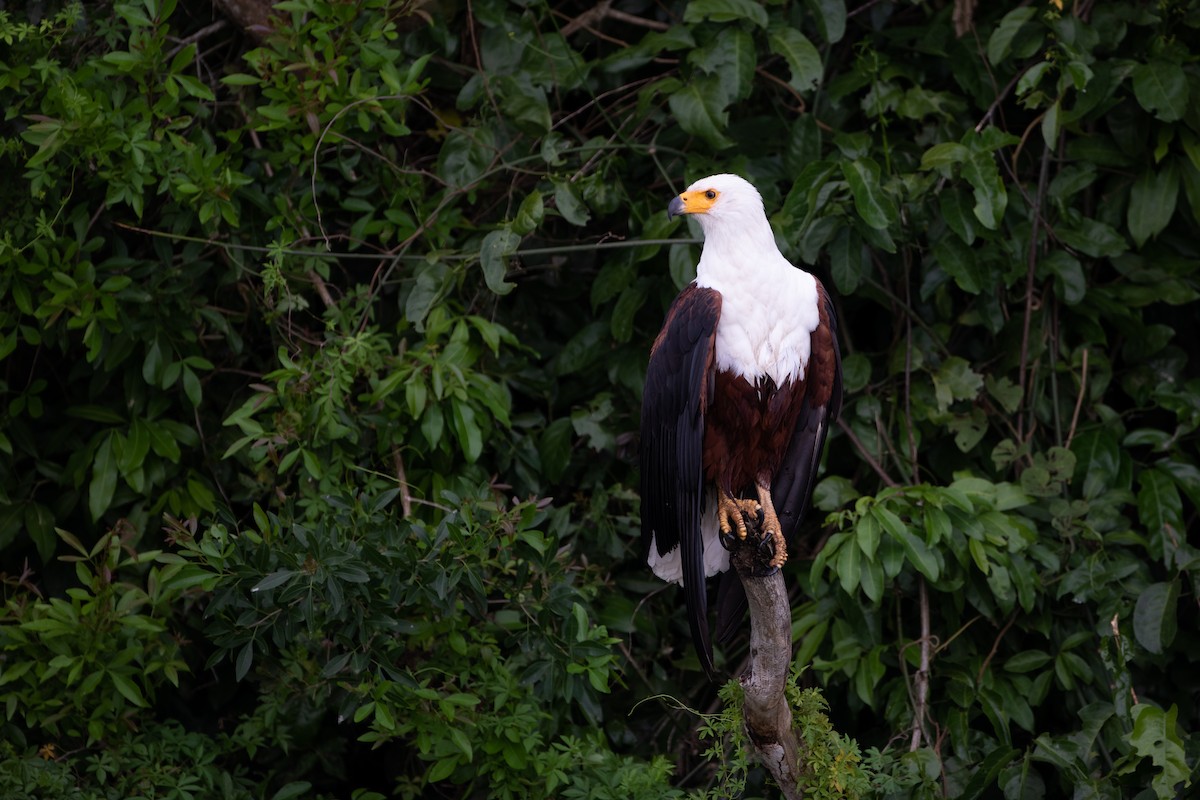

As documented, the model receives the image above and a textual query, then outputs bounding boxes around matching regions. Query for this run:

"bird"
[640,173,843,679]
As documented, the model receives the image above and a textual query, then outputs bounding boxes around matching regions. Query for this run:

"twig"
[1065,347,1089,448]
[976,613,1017,685]
[308,270,335,308]
[1016,142,1053,441]
[903,250,919,483]
[560,0,670,36]
[392,450,413,518]
[909,578,931,750]
[166,19,228,58]
[755,68,807,113]
[836,418,899,488]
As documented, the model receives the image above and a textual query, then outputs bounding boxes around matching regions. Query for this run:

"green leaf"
[1017,60,1053,98]
[806,0,845,44]
[855,511,880,559]
[252,570,298,593]
[497,78,551,134]
[668,243,698,289]
[1138,467,1184,543]
[932,236,983,294]
[829,226,866,294]
[119,419,151,478]
[1133,581,1178,655]
[986,376,1022,414]
[108,671,149,707]
[836,536,861,594]
[768,26,822,92]
[235,642,254,682]
[813,475,859,511]
[1057,216,1127,259]
[1040,97,1060,148]
[692,27,755,103]
[1127,163,1179,247]
[1043,250,1086,305]
[271,783,314,800]
[841,157,895,230]
[479,229,519,296]
[406,263,444,330]
[89,434,118,521]
[539,418,574,482]
[611,282,648,343]
[427,757,457,783]
[174,74,215,101]
[668,77,734,149]
[451,401,483,462]
[987,8,1037,65]
[860,559,884,603]
[1004,650,1052,673]
[920,142,970,170]
[102,51,143,69]
[958,746,1019,800]
[683,0,768,28]
[513,190,544,235]
[1131,60,1189,122]
[933,356,983,412]
[438,128,493,190]
[963,151,1007,230]
[893,522,940,581]
[939,186,977,245]
[553,180,591,226]
[1130,704,1190,800]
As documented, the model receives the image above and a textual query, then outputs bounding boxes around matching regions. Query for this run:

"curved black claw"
[749,535,779,576]
[719,528,739,552]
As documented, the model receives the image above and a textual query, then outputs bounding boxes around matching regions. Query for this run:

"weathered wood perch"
[729,531,804,800]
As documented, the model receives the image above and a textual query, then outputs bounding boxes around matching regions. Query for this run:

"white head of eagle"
[641,173,843,679]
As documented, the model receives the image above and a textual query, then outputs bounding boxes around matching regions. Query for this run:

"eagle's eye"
[704,190,716,200]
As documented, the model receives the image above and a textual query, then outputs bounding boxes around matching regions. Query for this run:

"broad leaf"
[683,0,768,28]
[1132,59,1189,122]
[89,433,118,522]
[553,180,591,226]
[1128,163,1179,247]
[691,27,755,103]
[841,157,895,229]
[963,151,1007,230]
[987,8,1037,64]
[806,0,846,44]
[1130,704,1190,799]
[1132,581,1178,655]
[479,229,520,295]
[768,26,823,92]
[668,77,735,149]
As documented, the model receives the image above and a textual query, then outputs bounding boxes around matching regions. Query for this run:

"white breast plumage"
[697,262,820,387]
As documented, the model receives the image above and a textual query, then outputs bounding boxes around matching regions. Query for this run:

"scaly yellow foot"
[755,482,787,568]
[718,492,761,542]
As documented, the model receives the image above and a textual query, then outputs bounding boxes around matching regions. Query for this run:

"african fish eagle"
[640,173,843,679]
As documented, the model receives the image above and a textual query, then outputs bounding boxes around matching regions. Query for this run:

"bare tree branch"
[731,540,803,799]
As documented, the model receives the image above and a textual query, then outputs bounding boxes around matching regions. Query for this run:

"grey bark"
[731,544,805,800]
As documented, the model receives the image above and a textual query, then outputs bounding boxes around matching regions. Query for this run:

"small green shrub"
[0,529,212,743]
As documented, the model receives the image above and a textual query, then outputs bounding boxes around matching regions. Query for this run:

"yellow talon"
[718,494,760,540]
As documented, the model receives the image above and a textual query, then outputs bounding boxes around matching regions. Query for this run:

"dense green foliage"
[1,0,1198,797]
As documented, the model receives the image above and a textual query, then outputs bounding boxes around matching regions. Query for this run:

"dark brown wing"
[640,283,721,677]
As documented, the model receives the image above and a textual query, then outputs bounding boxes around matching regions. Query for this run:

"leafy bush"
[1,0,1197,797]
